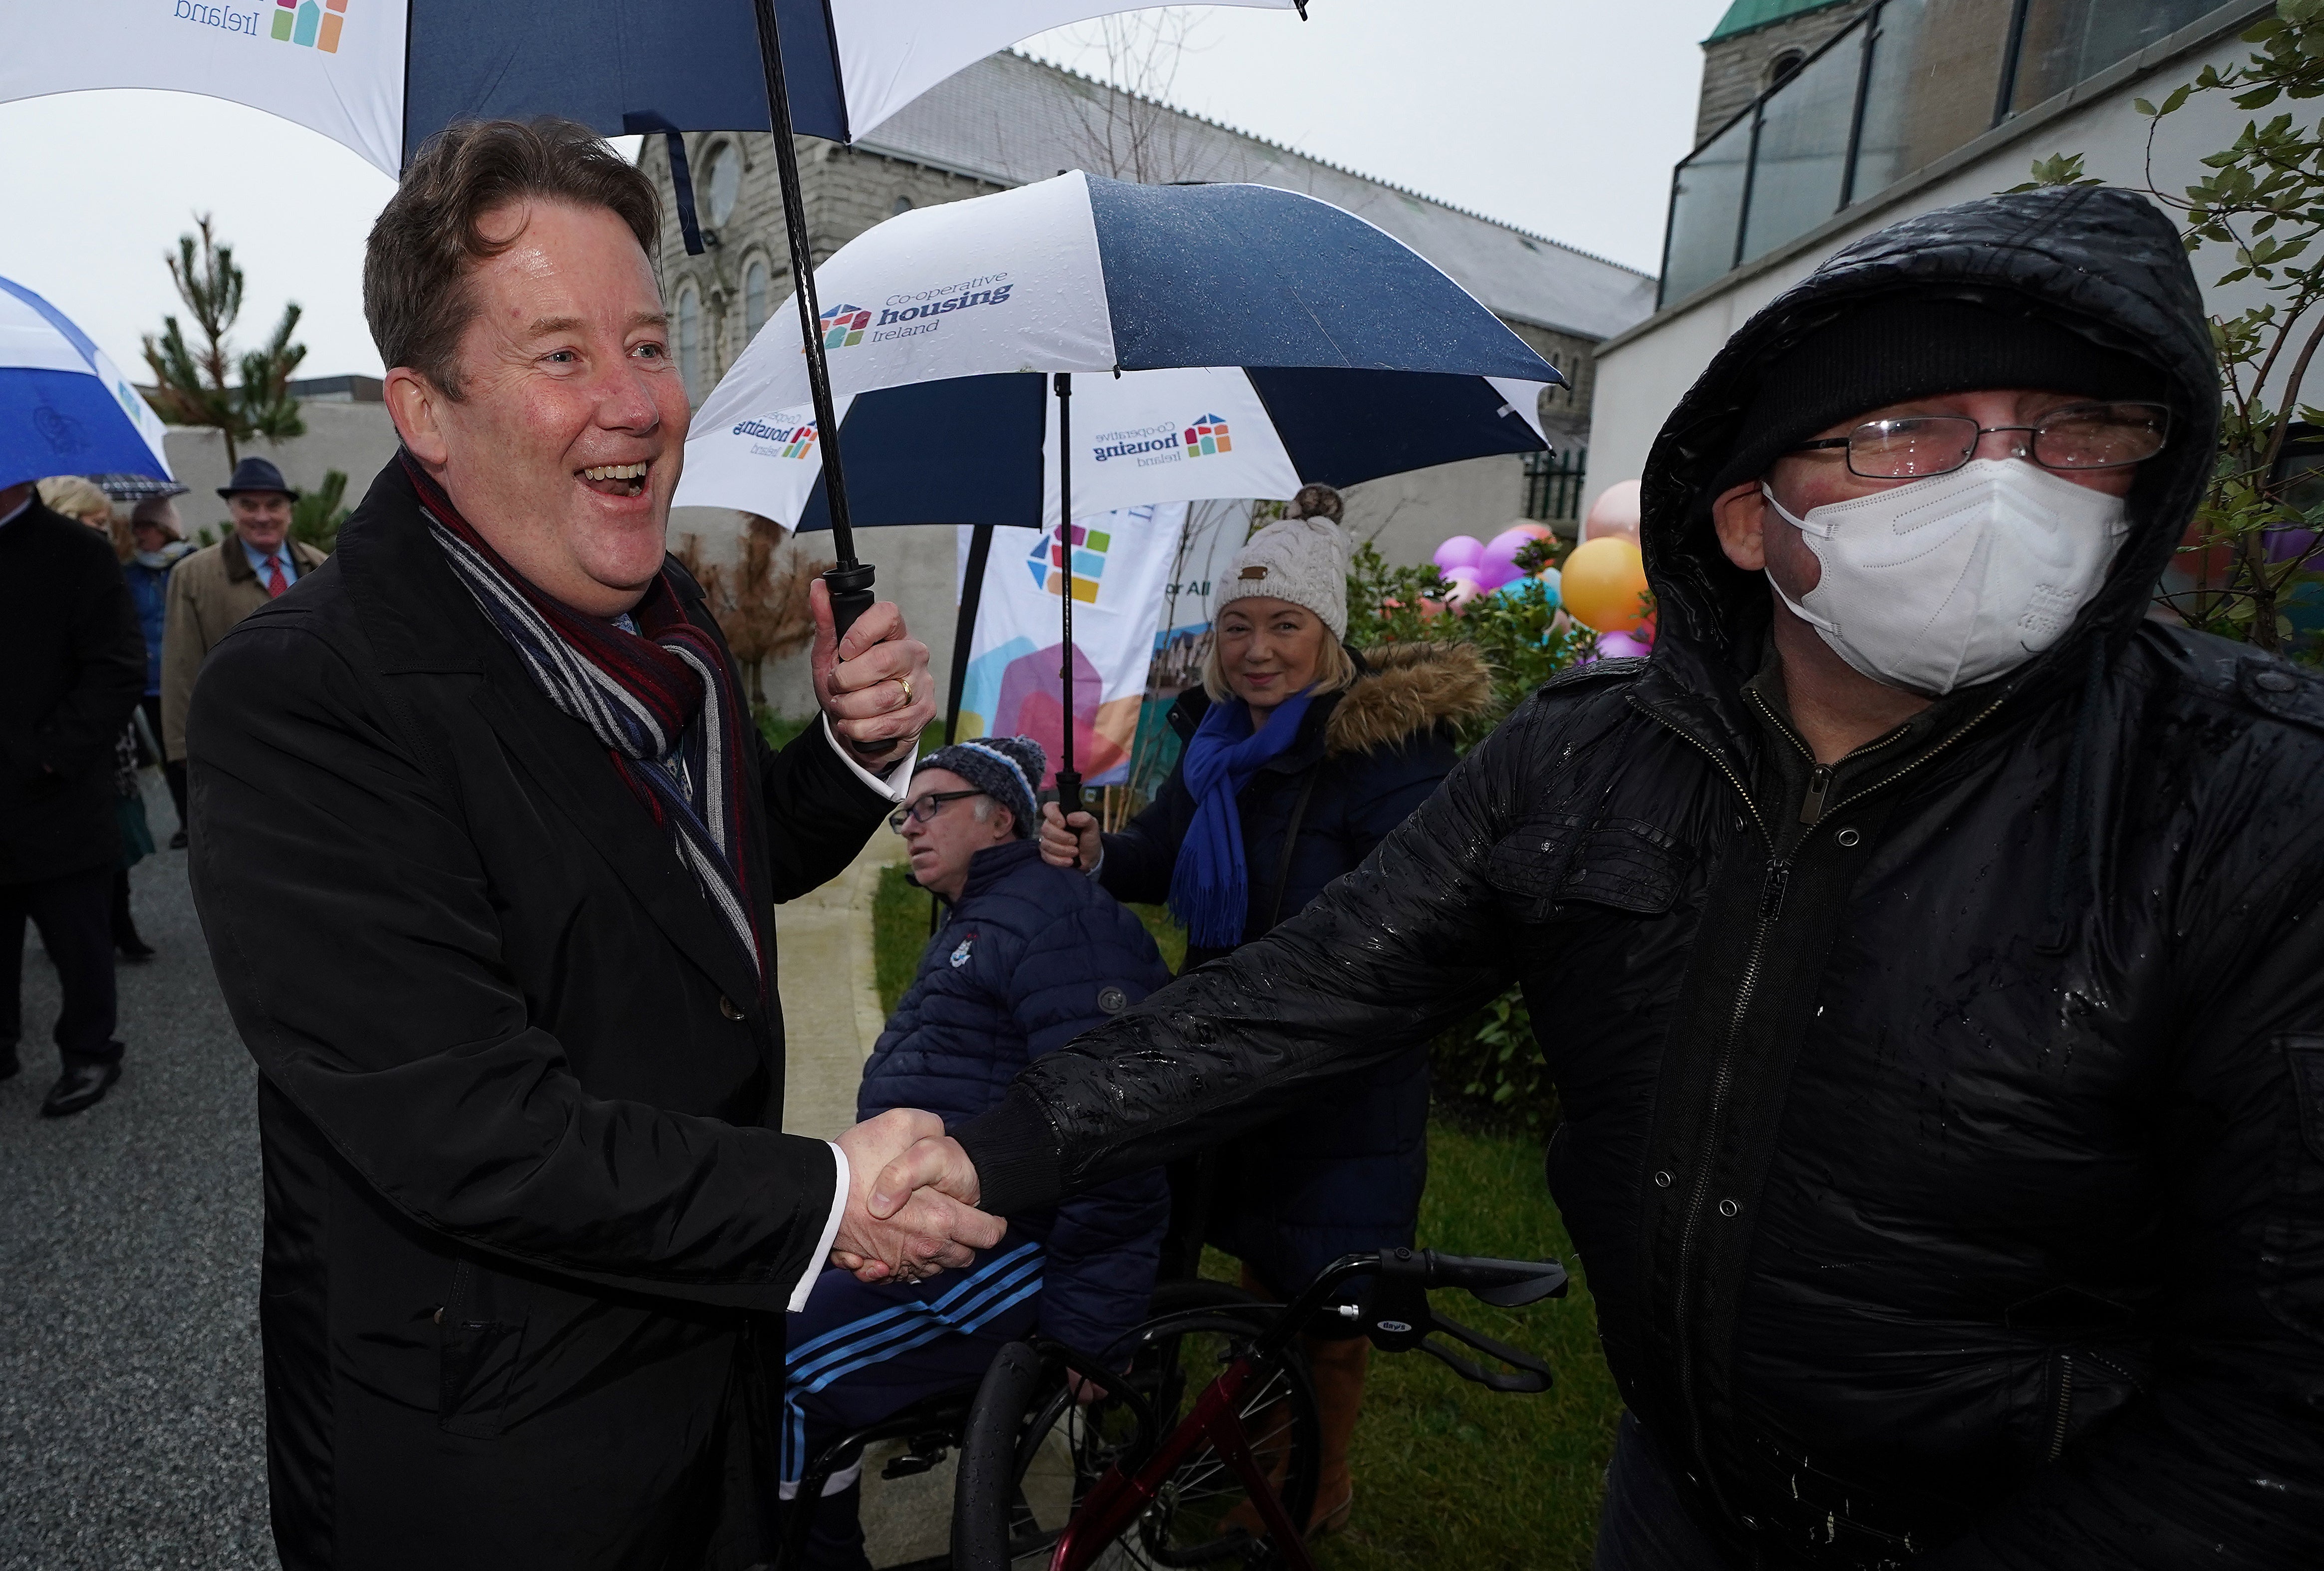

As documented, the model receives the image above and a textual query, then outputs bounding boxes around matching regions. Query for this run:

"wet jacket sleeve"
[1924,798,2324,1567]
[959,699,1552,1215]
[1009,907,1172,1356]
[188,621,839,1311]
[753,716,898,902]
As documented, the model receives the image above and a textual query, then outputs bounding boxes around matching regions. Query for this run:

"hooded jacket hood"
[1638,185,2218,692]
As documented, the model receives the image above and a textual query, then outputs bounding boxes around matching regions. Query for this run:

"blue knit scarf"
[1167,689,1317,950]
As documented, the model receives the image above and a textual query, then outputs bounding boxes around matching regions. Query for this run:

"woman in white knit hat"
[1040,483,1490,1537]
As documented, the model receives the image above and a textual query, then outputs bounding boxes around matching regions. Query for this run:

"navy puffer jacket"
[858,837,1170,1356]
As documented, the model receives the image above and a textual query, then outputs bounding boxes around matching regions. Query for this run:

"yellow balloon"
[1560,536,1652,634]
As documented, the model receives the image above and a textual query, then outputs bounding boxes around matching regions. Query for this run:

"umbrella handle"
[823,561,876,643]
[1054,769,1084,821]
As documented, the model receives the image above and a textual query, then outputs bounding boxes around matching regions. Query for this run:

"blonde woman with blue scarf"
[1040,486,1490,1535]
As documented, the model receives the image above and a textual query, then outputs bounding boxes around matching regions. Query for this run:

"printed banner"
[1122,500,1254,799]
[955,503,1186,788]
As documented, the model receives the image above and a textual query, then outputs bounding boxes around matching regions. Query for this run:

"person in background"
[790,735,1169,1569]
[122,492,195,847]
[1038,486,1490,1536]
[0,474,145,1115]
[41,478,160,960]
[159,457,325,781]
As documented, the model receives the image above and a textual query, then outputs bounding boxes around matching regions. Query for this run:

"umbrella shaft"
[1054,373,1078,809]
[751,0,872,637]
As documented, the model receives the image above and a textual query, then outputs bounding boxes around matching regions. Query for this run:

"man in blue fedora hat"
[158,457,327,817]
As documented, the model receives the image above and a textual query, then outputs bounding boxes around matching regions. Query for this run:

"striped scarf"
[405,456,763,983]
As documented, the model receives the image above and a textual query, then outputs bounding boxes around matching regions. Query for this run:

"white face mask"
[1760,458,2130,695]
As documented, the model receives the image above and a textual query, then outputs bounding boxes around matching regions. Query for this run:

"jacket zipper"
[1639,690,2009,1505]
[2046,1353,2074,1462]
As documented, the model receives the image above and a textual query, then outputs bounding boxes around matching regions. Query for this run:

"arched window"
[743,257,770,341]
[1763,48,1806,93]
[677,283,702,401]
[702,141,741,228]
[891,194,913,217]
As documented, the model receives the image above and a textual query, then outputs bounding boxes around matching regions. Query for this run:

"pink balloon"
[1439,566,1485,613]
[1595,629,1655,660]
[1486,523,1555,568]
[1432,535,1485,572]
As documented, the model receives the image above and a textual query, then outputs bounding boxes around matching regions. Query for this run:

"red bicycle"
[951,1247,1568,1570]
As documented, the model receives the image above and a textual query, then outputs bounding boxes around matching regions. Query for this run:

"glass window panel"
[2007,0,2220,112]
[1851,0,2017,199]
[1662,110,1756,305]
[703,141,741,227]
[678,286,702,402]
[744,258,769,341]
[1741,29,1866,265]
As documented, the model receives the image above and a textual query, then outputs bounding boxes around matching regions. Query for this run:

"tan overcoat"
[160,534,328,759]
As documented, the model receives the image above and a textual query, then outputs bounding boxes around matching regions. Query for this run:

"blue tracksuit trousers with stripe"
[781,1237,1046,1497]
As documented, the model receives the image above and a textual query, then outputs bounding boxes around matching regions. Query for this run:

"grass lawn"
[869,866,1619,1569]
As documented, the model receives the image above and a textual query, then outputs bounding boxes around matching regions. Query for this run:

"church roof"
[854,52,1659,343]
[1706,0,1854,42]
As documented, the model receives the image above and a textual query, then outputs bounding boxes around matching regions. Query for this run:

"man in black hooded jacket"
[871,186,2324,1567]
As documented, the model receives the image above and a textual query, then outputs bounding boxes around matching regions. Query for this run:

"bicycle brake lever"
[1421,1311,1553,1394]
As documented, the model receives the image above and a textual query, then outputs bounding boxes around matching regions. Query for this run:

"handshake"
[829,1108,999,1283]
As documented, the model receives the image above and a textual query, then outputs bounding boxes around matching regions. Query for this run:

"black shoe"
[0,1047,18,1082]
[41,1060,120,1117]
[115,929,157,962]
[169,828,188,850]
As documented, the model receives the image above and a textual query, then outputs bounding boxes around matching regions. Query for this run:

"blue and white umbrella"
[678,171,1562,803]
[0,277,173,492]
[5,0,1298,179]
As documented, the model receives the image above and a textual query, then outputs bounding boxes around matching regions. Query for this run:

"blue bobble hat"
[919,736,1045,836]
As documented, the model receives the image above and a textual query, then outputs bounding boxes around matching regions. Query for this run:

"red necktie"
[264,554,289,597]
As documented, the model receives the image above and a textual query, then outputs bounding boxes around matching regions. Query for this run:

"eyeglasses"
[888,789,984,834]
[1788,401,2171,480]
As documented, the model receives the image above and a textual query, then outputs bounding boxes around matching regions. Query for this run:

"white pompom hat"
[1218,515,1351,639]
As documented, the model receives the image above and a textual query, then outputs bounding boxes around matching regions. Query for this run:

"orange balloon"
[1561,536,1652,634]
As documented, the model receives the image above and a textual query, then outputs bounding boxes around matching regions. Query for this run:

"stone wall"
[1696,0,1877,145]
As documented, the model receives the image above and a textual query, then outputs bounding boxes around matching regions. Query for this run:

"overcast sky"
[0,1,1729,383]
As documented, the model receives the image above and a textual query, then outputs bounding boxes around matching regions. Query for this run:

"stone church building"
[643,49,1655,708]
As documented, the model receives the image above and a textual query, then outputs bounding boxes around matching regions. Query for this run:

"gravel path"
[0,775,276,1571]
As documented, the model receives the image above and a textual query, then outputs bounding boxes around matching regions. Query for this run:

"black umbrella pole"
[945,524,993,746]
[1053,373,1082,820]
[751,0,874,640]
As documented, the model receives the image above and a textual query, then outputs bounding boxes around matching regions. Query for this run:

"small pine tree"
[141,214,307,467]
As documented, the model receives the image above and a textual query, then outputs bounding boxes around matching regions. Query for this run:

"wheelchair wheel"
[953,1279,1320,1571]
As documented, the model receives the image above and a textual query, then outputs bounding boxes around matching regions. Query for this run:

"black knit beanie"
[1710,297,2168,497]
[918,736,1045,836]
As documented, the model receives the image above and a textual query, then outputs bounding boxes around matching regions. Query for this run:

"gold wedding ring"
[897,675,913,706]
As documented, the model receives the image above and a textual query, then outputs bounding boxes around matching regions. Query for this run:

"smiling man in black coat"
[877,187,2324,1568]
[0,476,145,1116]
[186,119,1001,1570]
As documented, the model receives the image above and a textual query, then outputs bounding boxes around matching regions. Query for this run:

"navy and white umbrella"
[679,171,1562,804]
[0,276,174,491]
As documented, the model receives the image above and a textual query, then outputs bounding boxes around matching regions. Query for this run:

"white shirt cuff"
[787,1141,852,1313]
[823,714,916,804]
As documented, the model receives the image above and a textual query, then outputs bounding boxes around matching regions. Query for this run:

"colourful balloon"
[1534,565,1562,610]
[1486,523,1556,573]
[1560,536,1652,634]
[1433,535,1485,572]
[1469,557,1520,592]
[1595,630,1655,660]
[1439,565,1485,613]
[1582,480,1642,547]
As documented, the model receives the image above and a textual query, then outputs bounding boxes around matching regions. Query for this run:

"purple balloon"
[1486,525,1552,568]
[1433,535,1485,572]
[1595,630,1655,660]
[1469,558,1520,592]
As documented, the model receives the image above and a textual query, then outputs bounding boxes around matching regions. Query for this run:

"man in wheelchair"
[781,737,1171,1569]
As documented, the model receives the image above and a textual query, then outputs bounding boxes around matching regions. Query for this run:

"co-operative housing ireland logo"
[1185,415,1230,457]
[733,418,818,461]
[1091,413,1235,471]
[820,276,1016,350]
[172,0,349,48]
[1026,522,1109,605]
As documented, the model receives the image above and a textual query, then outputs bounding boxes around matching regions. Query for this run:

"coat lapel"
[340,459,764,1010]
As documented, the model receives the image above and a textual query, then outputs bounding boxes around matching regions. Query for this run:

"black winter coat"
[1096,643,1488,1292]
[858,837,1170,1355]
[962,186,2324,1567]
[0,499,144,884]
[187,461,891,1571]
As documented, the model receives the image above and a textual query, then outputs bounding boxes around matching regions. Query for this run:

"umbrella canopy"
[5,0,1300,175]
[0,276,173,491]
[692,171,1560,430]
[676,364,1557,532]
